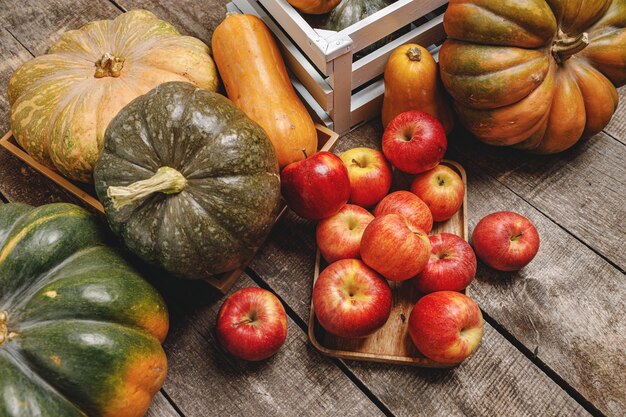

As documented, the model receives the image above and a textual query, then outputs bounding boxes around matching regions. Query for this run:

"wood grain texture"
[449,130,626,271]
[153,272,384,417]
[604,87,626,145]
[251,124,589,416]
[114,0,230,44]
[146,393,182,417]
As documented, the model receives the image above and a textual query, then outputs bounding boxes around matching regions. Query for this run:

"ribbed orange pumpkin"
[382,44,454,133]
[8,10,218,182]
[439,0,626,153]
[287,0,342,14]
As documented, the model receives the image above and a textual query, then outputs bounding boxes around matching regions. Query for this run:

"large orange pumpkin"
[439,0,626,153]
[287,0,342,14]
[8,10,218,182]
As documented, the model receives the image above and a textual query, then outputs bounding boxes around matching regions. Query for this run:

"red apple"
[313,259,392,338]
[360,214,431,281]
[471,211,540,271]
[216,287,287,361]
[409,291,483,364]
[415,233,476,293]
[411,164,465,222]
[339,147,392,208]
[374,191,433,233]
[316,204,375,263]
[382,110,447,174]
[281,151,351,220]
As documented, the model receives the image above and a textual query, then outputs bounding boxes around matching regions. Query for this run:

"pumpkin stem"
[107,166,188,210]
[407,47,422,62]
[94,53,125,78]
[0,311,8,346]
[552,29,589,64]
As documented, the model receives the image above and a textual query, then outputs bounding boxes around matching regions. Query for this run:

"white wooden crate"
[227,0,448,134]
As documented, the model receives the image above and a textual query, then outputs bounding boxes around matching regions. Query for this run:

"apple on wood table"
[374,191,433,233]
[471,211,540,271]
[415,233,477,293]
[382,110,448,174]
[316,204,375,263]
[313,259,392,338]
[281,151,350,220]
[360,213,431,281]
[411,164,465,222]
[409,291,483,364]
[339,147,392,208]
[217,288,288,361]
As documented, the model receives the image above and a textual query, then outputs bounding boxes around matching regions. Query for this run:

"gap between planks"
[245,267,396,417]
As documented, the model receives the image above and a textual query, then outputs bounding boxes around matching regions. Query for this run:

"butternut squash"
[382,44,454,133]
[212,14,317,168]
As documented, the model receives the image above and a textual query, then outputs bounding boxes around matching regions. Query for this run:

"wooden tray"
[308,160,468,367]
[0,125,340,293]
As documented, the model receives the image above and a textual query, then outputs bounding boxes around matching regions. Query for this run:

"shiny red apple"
[415,233,476,293]
[374,191,433,233]
[313,259,392,338]
[316,204,375,263]
[382,110,447,174]
[472,211,540,271]
[411,164,465,222]
[281,151,350,220]
[409,291,483,364]
[216,287,288,361]
[339,147,392,208]
[360,214,431,281]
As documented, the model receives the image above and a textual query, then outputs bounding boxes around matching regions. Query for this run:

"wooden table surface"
[1,1,625,416]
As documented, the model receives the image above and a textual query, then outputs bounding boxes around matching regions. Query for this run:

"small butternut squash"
[212,14,317,168]
[288,0,341,14]
[382,44,454,133]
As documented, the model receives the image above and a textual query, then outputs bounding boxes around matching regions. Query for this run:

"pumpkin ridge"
[449,1,556,46]
[0,349,88,416]
[0,209,88,265]
[6,246,104,314]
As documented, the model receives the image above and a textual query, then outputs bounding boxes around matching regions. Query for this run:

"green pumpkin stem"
[552,30,589,64]
[107,166,187,210]
[94,53,125,78]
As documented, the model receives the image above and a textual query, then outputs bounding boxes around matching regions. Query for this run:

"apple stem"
[302,148,308,159]
[511,232,524,241]
[232,318,254,327]
[351,158,363,168]
[438,178,445,186]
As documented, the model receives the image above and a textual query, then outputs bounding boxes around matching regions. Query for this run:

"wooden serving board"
[0,125,340,293]
[308,160,468,367]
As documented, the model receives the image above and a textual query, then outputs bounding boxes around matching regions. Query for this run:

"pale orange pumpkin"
[8,10,218,182]
[382,44,454,133]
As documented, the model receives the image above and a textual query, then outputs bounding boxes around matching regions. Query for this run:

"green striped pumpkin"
[0,203,168,417]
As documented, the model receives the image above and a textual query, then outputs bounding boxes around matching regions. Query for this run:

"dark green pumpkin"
[319,0,392,58]
[0,202,168,417]
[94,81,282,280]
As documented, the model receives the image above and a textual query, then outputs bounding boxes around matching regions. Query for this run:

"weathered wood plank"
[154,273,384,417]
[146,392,182,417]
[450,130,626,271]
[114,0,230,43]
[251,212,590,417]
[604,87,626,145]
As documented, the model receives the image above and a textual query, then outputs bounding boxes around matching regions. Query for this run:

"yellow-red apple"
[360,214,431,281]
[374,190,433,233]
[313,259,392,338]
[316,204,375,263]
[411,164,464,222]
[409,291,483,364]
[339,147,392,208]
